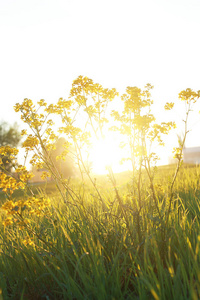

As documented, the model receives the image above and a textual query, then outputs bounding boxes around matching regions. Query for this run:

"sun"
[88,132,131,174]
[87,132,170,175]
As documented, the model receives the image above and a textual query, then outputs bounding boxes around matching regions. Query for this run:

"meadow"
[0,164,199,299]
[0,77,200,299]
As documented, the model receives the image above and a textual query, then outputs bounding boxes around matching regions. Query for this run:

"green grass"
[0,165,200,299]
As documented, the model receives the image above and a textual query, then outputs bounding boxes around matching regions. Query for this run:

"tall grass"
[0,165,200,299]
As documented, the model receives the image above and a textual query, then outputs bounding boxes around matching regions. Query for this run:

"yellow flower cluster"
[57,98,73,110]
[172,147,183,160]
[1,196,51,227]
[22,135,39,151]
[0,172,25,193]
[179,88,200,104]
[148,122,176,145]
[70,76,93,97]
[37,99,47,107]
[27,196,51,217]
[14,99,54,134]
[68,75,118,141]
[1,199,27,215]
[14,99,34,113]
[164,102,174,110]
[14,165,34,182]
[122,85,153,113]
[1,199,29,227]
[0,146,19,157]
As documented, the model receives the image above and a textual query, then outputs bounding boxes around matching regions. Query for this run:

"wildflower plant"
[110,84,177,246]
[0,76,199,266]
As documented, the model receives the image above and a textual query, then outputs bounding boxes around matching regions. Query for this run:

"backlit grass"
[0,164,199,299]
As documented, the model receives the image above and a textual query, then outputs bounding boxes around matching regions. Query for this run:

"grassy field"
[0,164,200,299]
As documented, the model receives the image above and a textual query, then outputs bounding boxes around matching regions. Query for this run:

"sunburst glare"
[89,132,131,174]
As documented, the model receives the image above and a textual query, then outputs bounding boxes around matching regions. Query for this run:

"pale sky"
[0,0,200,169]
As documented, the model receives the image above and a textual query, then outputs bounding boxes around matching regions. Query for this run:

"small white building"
[183,147,200,164]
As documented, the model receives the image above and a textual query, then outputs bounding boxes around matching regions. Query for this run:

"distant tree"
[0,122,21,172]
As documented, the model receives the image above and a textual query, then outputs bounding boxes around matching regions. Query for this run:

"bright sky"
[0,0,200,172]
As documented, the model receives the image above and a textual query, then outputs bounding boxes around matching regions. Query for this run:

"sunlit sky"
[0,0,200,172]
